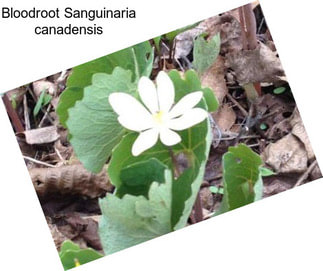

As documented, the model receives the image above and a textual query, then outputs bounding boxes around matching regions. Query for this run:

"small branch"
[226,92,248,117]
[2,94,24,133]
[38,104,52,128]
[23,155,56,168]
[23,95,31,130]
[293,160,318,188]
[193,191,204,223]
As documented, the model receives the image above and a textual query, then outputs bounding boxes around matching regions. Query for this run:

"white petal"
[132,128,159,156]
[168,91,203,118]
[156,71,175,112]
[118,115,153,132]
[168,108,208,131]
[160,128,181,146]
[109,92,151,117]
[138,76,159,114]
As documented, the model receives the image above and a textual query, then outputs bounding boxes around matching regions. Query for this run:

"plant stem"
[169,148,180,178]
[2,93,24,133]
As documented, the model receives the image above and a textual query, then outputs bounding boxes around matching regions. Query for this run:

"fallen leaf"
[29,164,112,198]
[199,187,214,210]
[290,109,315,160]
[226,42,285,84]
[23,126,60,145]
[212,103,236,131]
[201,56,228,104]
[174,27,206,59]
[200,13,243,54]
[33,80,57,97]
[262,134,308,174]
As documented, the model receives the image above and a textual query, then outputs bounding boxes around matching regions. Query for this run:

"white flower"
[109,71,208,156]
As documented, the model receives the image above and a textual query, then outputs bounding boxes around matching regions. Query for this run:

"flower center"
[153,111,165,125]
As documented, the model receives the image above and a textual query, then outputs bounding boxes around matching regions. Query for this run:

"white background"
[1,0,323,270]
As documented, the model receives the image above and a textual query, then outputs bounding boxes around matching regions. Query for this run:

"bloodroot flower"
[109,71,207,156]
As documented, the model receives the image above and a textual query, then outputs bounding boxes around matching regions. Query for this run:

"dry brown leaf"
[226,42,285,84]
[29,164,113,198]
[212,103,236,131]
[290,109,315,160]
[201,55,228,104]
[33,80,57,97]
[23,125,59,145]
[200,13,243,54]
[200,187,214,210]
[174,27,206,59]
[262,133,308,174]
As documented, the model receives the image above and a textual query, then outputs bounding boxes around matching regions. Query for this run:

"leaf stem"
[168,148,180,178]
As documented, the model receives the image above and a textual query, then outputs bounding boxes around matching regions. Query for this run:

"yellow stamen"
[153,111,164,124]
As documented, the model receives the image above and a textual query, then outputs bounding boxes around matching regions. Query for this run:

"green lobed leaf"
[66,67,136,173]
[107,69,213,231]
[168,69,219,112]
[99,169,173,255]
[193,33,221,75]
[59,240,103,270]
[152,36,162,52]
[218,144,263,214]
[118,158,168,198]
[57,41,154,127]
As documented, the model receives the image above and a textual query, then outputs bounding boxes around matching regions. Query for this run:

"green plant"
[59,240,103,270]
[58,36,267,261]
[33,89,52,116]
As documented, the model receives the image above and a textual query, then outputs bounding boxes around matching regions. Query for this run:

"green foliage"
[152,36,162,52]
[260,123,268,130]
[59,240,103,270]
[99,170,173,255]
[168,69,219,112]
[260,166,276,176]
[209,186,224,194]
[57,41,154,127]
[33,89,52,116]
[193,33,221,75]
[218,144,263,214]
[66,68,136,173]
[11,94,17,109]
[273,87,286,94]
[118,158,168,198]
[99,70,213,254]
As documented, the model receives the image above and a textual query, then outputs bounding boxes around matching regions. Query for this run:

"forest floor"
[2,2,322,254]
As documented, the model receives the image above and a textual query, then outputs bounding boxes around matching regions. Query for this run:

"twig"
[226,92,248,117]
[23,95,31,130]
[214,134,260,141]
[293,160,318,188]
[38,104,52,128]
[2,94,24,133]
[193,192,204,223]
[247,143,260,148]
[203,211,215,220]
[23,155,56,168]
[54,144,65,162]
